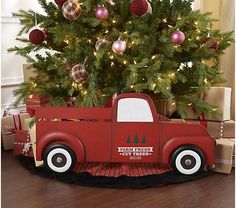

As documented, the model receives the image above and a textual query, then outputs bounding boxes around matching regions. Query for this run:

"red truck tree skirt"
[75,162,172,177]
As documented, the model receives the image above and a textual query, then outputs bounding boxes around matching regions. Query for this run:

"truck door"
[112,97,159,162]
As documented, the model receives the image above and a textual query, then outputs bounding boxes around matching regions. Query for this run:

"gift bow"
[3,114,22,135]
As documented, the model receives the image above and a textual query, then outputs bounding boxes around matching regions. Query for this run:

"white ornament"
[112,40,127,54]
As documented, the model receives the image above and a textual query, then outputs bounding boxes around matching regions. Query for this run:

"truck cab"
[35,93,215,176]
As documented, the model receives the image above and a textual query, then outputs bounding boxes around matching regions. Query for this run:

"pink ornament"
[95,6,109,20]
[171,30,185,45]
[112,40,127,54]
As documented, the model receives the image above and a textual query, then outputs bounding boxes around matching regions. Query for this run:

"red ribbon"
[3,114,22,135]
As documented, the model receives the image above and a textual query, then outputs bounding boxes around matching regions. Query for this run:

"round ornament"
[95,6,109,20]
[54,0,67,7]
[65,97,75,107]
[29,29,47,45]
[70,64,89,83]
[202,37,220,51]
[62,0,82,20]
[112,40,127,54]
[171,30,185,45]
[95,39,109,51]
[130,0,151,16]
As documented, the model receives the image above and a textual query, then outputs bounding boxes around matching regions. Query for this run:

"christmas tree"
[9,0,233,117]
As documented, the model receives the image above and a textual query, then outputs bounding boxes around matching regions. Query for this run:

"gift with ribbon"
[1,110,30,150]
[214,139,235,174]
[171,119,235,139]
[13,130,34,157]
[185,87,232,121]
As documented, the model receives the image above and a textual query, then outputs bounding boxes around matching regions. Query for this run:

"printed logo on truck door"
[118,146,154,160]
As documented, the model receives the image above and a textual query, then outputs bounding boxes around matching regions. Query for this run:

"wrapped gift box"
[26,94,50,116]
[171,119,235,139]
[13,130,33,157]
[23,64,37,82]
[1,113,30,150]
[185,87,231,121]
[214,139,235,174]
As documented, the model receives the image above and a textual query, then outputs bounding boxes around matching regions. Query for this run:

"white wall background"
[1,0,45,110]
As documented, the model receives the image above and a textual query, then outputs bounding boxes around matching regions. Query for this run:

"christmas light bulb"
[162,18,167,23]
[111,62,114,66]
[112,19,117,23]
[94,51,97,56]
[83,91,88,95]
[130,85,134,89]
[109,55,114,59]
[171,102,176,106]
[123,60,127,64]
[29,94,33,99]
[134,60,137,64]
[151,55,156,59]
[188,103,192,106]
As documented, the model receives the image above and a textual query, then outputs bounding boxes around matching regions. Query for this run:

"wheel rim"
[47,148,72,173]
[175,150,201,175]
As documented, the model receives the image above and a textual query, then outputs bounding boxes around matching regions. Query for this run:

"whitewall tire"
[43,145,76,174]
[171,146,205,175]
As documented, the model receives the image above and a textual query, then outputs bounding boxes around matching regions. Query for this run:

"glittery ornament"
[95,6,109,20]
[95,39,109,51]
[62,0,82,20]
[171,30,185,44]
[70,64,89,83]
[29,29,47,45]
[54,0,67,7]
[112,40,127,54]
[130,0,151,16]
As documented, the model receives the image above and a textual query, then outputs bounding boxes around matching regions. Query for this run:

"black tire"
[43,144,76,174]
[171,146,205,175]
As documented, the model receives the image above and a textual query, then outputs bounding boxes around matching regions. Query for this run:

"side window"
[117,98,153,122]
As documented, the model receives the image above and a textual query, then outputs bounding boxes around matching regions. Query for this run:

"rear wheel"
[171,146,205,175]
[43,144,76,174]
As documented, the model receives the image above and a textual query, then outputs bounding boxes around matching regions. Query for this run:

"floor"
[2,150,235,208]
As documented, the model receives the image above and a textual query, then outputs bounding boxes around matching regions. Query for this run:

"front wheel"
[171,146,205,175]
[43,144,76,174]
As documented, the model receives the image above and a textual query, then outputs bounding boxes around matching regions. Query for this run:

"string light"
[105,30,109,34]
[177,16,182,20]
[166,87,170,90]
[152,83,156,89]
[162,18,167,23]
[168,73,175,79]
[33,83,37,87]
[93,51,97,56]
[213,108,217,111]
[168,25,173,28]
[128,21,132,24]
[196,36,200,40]
[188,38,192,41]
[64,39,69,44]
[204,78,208,83]
[151,55,156,59]
[158,77,162,80]
[83,91,88,95]
[171,102,176,106]
[109,55,114,59]
[133,60,137,64]
[111,62,114,66]
[202,60,206,64]
[29,94,33,99]
[194,21,198,26]
[130,85,134,89]
[227,41,232,44]
[174,45,179,48]
[123,60,128,64]
[88,39,92,43]
[188,103,192,106]
[112,19,117,23]
[131,41,135,45]
[123,31,128,35]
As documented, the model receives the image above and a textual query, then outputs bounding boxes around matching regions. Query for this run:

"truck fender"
[36,131,85,162]
[161,136,215,165]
